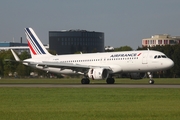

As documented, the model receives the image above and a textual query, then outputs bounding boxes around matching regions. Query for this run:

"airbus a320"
[11,28,174,84]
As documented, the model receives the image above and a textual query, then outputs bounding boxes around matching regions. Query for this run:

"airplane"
[11,28,174,84]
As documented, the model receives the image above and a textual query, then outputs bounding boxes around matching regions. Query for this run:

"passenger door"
[142,53,148,64]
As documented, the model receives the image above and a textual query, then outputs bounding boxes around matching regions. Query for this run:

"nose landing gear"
[148,72,154,84]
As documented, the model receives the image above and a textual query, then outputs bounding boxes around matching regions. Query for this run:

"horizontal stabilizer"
[10,49,20,61]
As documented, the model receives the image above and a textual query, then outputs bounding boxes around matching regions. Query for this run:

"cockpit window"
[161,55,167,58]
[154,55,167,59]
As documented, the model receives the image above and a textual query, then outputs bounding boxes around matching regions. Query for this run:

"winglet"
[11,49,20,61]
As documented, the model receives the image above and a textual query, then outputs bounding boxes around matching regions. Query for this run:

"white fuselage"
[24,50,174,75]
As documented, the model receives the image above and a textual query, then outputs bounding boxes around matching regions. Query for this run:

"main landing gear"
[106,78,115,84]
[81,77,115,84]
[81,78,90,84]
[148,72,154,84]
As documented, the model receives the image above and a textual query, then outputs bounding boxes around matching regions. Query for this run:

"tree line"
[0,50,50,78]
[0,45,179,78]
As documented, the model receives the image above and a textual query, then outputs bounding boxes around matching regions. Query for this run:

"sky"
[0,0,180,49]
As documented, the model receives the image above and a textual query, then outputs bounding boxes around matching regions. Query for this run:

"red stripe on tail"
[28,40,37,55]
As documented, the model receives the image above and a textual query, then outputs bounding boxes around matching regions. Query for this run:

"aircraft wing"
[36,61,111,72]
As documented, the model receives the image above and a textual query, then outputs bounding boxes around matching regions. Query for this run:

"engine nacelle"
[88,68,109,80]
[129,73,145,79]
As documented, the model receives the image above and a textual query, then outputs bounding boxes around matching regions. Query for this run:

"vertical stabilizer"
[24,28,51,58]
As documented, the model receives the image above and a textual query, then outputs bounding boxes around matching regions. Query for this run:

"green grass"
[0,78,180,120]
[0,78,180,84]
[0,88,180,120]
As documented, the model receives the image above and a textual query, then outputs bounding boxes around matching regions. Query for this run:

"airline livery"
[11,28,174,84]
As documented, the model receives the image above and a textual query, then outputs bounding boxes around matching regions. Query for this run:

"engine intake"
[88,68,109,80]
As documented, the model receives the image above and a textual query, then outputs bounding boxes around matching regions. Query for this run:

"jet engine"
[129,73,145,79]
[88,68,109,80]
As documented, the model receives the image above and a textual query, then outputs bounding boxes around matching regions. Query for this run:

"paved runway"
[0,84,180,88]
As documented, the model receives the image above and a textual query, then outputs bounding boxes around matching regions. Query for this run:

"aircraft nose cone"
[170,60,174,67]
[167,59,174,69]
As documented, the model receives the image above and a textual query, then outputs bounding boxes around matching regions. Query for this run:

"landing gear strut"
[148,72,154,84]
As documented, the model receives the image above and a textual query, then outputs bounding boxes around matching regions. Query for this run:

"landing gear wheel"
[147,72,155,84]
[149,80,154,84]
[81,78,90,84]
[106,78,115,84]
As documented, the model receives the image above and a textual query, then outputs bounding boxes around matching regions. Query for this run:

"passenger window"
[154,55,157,59]
[158,55,161,58]
[161,55,166,58]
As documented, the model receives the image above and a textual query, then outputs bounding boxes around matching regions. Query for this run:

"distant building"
[142,34,180,47]
[0,42,49,54]
[0,42,27,47]
[49,30,104,55]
